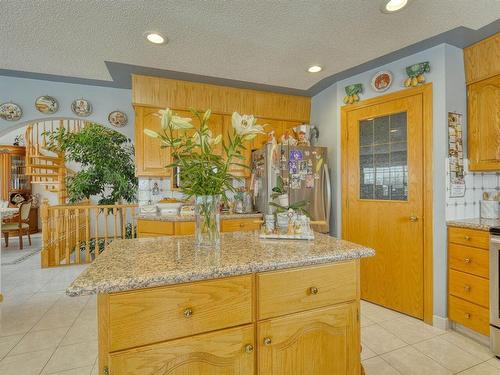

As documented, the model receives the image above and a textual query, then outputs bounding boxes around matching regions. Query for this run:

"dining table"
[0,206,19,301]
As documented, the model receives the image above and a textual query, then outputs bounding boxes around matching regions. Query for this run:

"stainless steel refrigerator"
[251,144,331,233]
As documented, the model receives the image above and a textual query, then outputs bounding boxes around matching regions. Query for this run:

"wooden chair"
[2,200,32,250]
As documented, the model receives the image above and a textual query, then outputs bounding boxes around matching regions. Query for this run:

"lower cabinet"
[109,325,255,375]
[258,303,359,375]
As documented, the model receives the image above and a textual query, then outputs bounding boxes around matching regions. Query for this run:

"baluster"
[85,208,90,263]
[113,207,118,240]
[65,208,70,264]
[131,208,136,238]
[41,199,49,267]
[54,209,60,265]
[94,208,99,259]
[121,207,126,239]
[75,208,80,264]
[104,208,109,252]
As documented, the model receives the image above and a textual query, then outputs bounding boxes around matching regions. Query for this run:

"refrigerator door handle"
[323,163,331,232]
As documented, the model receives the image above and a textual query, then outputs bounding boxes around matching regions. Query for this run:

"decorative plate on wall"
[0,102,22,121]
[371,71,393,92]
[71,98,92,117]
[108,111,128,127]
[35,95,59,114]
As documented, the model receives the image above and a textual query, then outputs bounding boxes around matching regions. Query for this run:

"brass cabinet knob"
[309,286,319,295]
[464,258,471,264]
[244,344,254,353]
[464,313,471,319]
[409,215,418,222]
[183,308,193,318]
[240,223,244,227]
[464,235,471,241]
[463,284,471,292]
[263,337,272,346]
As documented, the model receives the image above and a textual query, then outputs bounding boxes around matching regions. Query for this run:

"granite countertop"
[67,232,375,296]
[137,212,263,222]
[447,217,500,231]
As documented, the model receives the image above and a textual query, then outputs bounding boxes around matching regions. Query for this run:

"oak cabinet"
[447,225,490,336]
[134,106,171,177]
[258,303,359,375]
[467,75,500,171]
[109,324,255,375]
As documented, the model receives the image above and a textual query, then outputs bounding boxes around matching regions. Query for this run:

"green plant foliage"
[45,124,138,204]
[271,175,286,199]
[269,200,310,216]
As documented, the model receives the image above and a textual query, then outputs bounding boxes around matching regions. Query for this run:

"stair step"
[31,180,60,184]
[29,155,62,162]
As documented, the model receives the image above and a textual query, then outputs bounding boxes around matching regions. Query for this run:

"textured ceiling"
[1,0,499,94]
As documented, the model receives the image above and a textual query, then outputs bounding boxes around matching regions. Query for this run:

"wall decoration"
[448,112,465,197]
[71,98,92,117]
[343,84,363,105]
[108,110,128,127]
[35,95,58,114]
[371,71,392,92]
[0,102,22,121]
[404,61,430,87]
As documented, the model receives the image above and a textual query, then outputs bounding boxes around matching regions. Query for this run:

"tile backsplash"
[137,177,247,206]
[446,159,500,219]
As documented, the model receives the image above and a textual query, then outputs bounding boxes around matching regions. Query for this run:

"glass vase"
[195,194,221,247]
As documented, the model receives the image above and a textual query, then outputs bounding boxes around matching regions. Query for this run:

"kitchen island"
[68,232,375,375]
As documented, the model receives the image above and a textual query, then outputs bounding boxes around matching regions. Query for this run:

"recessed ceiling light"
[308,65,323,73]
[145,32,166,44]
[381,0,408,13]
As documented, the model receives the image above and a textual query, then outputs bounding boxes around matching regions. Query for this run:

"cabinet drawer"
[449,295,489,336]
[449,269,489,308]
[448,243,489,278]
[109,324,255,375]
[222,218,261,232]
[448,227,489,249]
[257,261,357,320]
[137,220,174,236]
[108,275,253,351]
[175,221,195,235]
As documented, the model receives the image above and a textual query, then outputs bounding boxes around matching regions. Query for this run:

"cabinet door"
[468,75,500,171]
[134,106,171,177]
[258,303,360,375]
[252,118,284,150]
[108,324,255,375]
[223,115,253,178]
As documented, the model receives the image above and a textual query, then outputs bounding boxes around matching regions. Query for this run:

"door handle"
[409,215,418,222]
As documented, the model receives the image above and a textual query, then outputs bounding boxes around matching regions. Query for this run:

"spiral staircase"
[25,119,89,204]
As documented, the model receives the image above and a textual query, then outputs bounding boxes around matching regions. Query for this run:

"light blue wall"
[311,43,465,320]
[0,76,134,140]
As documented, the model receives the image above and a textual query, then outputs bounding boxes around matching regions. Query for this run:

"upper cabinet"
[467,75,500,171]
[132,75,311,177]
[134,106,171,177]
[464,33,500,171]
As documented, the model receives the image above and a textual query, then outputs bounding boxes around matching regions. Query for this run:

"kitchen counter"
[67,231,374,296]
[447,217,500,231]
[137,212,263,222]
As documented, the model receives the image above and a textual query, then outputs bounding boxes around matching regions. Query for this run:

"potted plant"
[271,176,289,207]
[269,200,309,233]
[144,109,264,247]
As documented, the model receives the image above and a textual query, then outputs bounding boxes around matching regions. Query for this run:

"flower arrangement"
[144,108,264,246]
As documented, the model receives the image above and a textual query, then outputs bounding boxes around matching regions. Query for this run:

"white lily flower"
[158,108,172,130]
[231,112,265,137]
[171,116,193,129]
[192,130,221,147]
[144,129,160,138]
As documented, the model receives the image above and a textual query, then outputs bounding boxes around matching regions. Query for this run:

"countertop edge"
[446,218,499,232]
[66,247,375,297]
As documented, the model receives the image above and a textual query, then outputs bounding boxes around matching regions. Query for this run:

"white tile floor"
[0,240,498,374]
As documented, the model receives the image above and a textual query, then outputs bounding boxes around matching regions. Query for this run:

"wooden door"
[467,75,500,171]
[258,303,359,375]
[108,324,255,375]
[343,92,426,319]
[134,106,171,177]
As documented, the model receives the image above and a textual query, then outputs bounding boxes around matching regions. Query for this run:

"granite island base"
[68,232,375,375]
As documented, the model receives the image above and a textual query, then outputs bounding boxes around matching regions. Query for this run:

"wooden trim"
[132,74,311,123]
[341,83,434,325]
[98,293,110,375]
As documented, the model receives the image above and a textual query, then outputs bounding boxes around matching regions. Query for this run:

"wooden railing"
[40,199,139,268]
